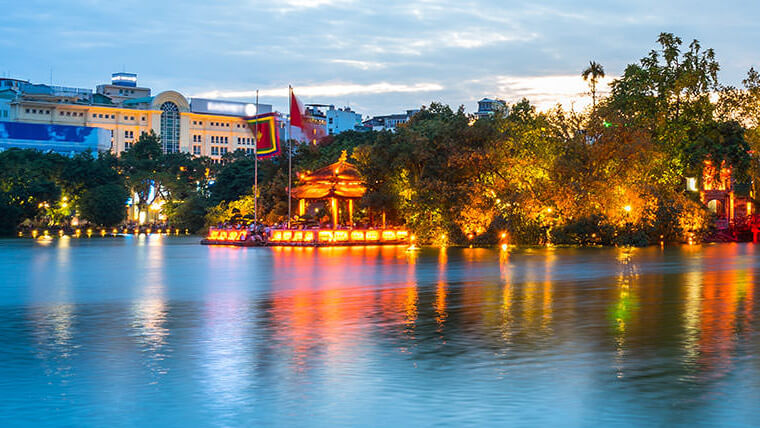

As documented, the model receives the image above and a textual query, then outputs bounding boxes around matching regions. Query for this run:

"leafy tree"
[78,184,129,226]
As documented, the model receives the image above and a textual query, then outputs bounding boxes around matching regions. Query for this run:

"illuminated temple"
[204,152,409,246]
[291,151,365,228]
[268,151,409,245]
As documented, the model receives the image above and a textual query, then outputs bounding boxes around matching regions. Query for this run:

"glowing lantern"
[382,230,396,241]
[366,231,380,241]
[351,231,365,241]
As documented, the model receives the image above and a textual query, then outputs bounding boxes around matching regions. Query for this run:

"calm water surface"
[1,236,759,427]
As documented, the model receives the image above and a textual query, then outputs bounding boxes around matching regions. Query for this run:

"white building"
[326,105,363,135]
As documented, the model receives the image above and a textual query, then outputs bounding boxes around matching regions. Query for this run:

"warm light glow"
[624,205,632,213]
[366,230,380,241]
[382,230,397,241]
[546,208,552,213]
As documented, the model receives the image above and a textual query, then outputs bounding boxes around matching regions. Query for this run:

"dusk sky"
[2,0,759,116]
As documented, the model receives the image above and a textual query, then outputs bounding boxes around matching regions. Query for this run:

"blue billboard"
[0,121,110,155]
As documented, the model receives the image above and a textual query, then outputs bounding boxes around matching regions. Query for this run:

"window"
[66,111,71,116]
[130,116,134,121]
[99,114,103,118]
[193,145,201,155]
[220,147,228,155]
[124,130,134,139]
[211,146,219,156]
[124,116,128,120]
[125,142,133,150]
[141,116,146,121]
[160,101,181,154]
[25,109,30,113]
[60,111,64,116]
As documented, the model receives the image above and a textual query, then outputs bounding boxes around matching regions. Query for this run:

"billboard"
[0,121,110,155]
[190,98,272,117]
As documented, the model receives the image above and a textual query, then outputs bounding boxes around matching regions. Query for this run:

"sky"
[1,0,759,117]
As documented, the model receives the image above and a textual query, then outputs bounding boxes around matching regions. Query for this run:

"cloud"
[194,82,444,99]
[328,59,387,70]
[487,75,616,111]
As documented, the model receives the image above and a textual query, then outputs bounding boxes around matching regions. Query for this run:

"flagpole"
[287,85,292,228]
[254,89,258,225]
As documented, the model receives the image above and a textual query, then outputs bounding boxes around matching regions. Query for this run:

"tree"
[582,61,605,107]
[78,184,129,227]
[119,130,164,214]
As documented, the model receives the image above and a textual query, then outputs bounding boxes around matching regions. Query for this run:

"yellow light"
[61,202,68,208]
[382,230,396,241]
[501,243,508,251]
[318,230,334,242]
[62,196,68,202]
[58,230,63,236]
[624,205,632,213]
[100,229,106,237]
[335,230,349,241]
[500,232,506,239]
[546,208,552,213]
[32,230,38,238]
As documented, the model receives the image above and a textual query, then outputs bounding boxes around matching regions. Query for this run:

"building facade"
[363,109,420,132]
[326,105,363,135]
[2,74,272,162]
[476,98,507,119]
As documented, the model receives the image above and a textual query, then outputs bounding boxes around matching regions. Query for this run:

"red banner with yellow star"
[246,113,280,158]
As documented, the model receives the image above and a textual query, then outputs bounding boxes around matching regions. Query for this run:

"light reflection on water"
[0,237,759,426]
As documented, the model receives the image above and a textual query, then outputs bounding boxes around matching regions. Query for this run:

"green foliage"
[78,184,129,227]
[0,148,128,234]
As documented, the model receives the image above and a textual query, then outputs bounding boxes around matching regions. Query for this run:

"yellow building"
[5,73,271,163]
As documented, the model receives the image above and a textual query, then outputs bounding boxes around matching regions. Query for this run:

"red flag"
[290,89,304,129]
[246,113,280,158]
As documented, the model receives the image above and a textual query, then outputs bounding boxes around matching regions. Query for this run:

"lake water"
[1,236,759,427]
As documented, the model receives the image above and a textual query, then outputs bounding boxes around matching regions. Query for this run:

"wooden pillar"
[331,198,338,229]
[348,199,354,227]
[299,199,305,217]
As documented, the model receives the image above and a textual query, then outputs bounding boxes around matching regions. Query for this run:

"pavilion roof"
[292,151,366,199]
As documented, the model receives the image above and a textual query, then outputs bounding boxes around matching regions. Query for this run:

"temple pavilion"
[291,151,366,228]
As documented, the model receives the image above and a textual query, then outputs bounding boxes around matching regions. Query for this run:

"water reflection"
[3,239,760,426]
